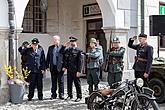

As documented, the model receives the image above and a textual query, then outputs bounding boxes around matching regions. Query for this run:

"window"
[22,0,46,33]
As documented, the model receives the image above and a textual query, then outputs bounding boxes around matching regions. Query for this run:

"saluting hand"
[131,36,137,40]
[144,72,149,78]
[64,41,70,47]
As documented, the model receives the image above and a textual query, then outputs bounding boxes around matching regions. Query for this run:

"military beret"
[22,41,29,46]
[69,36,78,42]
[31,38,39,44]
[90,38,97,44]
[112,37,120,43]
[138,33,147,38]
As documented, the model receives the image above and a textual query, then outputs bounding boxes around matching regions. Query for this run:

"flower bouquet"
[4,65,30,104]
[4,65,30,85]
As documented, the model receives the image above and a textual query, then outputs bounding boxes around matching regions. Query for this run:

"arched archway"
[96,0,116,28]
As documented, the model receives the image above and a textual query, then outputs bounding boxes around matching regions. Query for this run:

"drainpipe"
[141,0,144,34]
[7,0,16,78]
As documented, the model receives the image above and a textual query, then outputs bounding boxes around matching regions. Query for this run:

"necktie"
[53,46,58,65]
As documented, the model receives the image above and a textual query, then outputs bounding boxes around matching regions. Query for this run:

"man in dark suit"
[46,35,65,100]
[63,36,82,102]
[128,33,153,86]
[20,38,46,101]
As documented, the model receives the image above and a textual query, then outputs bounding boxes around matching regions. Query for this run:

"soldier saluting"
[104,37,125,87]
[63,36,82,102]
[128,33,153,86]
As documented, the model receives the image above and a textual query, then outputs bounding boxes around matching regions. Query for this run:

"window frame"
[22,0,47,33]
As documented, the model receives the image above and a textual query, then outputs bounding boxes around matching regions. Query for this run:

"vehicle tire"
[87,92,107,110]
[149,78,165,103]
[131,96,160,110]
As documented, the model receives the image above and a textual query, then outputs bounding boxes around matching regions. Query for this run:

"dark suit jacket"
[46,44,65,72]
[20,45,46,73]
[128,38,153,73]
[63,47,82,73]
[18,46,28,65]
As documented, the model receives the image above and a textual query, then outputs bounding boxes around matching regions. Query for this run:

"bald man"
[46,35,65,100]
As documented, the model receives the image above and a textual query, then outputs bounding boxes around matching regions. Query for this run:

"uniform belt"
[135,57,147,62]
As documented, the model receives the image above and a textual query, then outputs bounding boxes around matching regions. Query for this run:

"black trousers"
[50,65,64,97]
[28,72,43,99]
[134,71,149,87]
[67,70,82,98]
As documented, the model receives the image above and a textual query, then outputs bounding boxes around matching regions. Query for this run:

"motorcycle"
[87,78,160,110]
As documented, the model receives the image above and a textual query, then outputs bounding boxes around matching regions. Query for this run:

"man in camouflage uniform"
[86,38,101,94]
[105,37,125,87]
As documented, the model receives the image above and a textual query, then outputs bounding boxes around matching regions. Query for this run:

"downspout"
[141,0,144,33]
[7,0,16,78]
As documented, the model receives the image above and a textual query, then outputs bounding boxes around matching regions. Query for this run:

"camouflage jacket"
[87,47,101,69]
[105,47,125,73]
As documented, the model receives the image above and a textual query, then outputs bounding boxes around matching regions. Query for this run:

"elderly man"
[128,33,153,86]
[46,35,65,100]
[20,38,46,101]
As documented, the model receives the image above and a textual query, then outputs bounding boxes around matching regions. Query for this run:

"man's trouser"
[87,68,100,94]
[107,72,122,87]
[50,65,64,98]
[28,72,43,99]
[67,70,82,98]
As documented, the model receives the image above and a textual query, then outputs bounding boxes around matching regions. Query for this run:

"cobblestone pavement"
[0,75,164,110]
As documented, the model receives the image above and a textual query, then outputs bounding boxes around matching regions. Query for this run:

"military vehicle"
[149,57,165,103]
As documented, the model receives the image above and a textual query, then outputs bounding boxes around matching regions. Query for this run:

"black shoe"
[75,97,82,102]
[39,97,43,100]
[59,96,64,100]
[65,96,73,100]
[50,96,57,100]
[28,98,32,101]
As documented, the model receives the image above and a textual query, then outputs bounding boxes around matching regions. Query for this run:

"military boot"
[94,85,98,91]
[88,86,93,95]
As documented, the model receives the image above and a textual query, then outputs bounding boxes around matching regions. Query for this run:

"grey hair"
[53,35,60,40]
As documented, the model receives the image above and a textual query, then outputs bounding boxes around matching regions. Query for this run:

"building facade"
[0,0,164,104]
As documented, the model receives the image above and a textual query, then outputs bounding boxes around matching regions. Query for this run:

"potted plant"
[4,65,30,104]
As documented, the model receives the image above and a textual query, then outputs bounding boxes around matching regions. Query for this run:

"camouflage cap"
[90,38,97,44]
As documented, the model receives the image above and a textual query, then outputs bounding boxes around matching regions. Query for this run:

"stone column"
[0,28,10,104]
[101,27,129,81]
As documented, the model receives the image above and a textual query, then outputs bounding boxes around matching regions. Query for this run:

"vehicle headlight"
[136,78,144,87]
